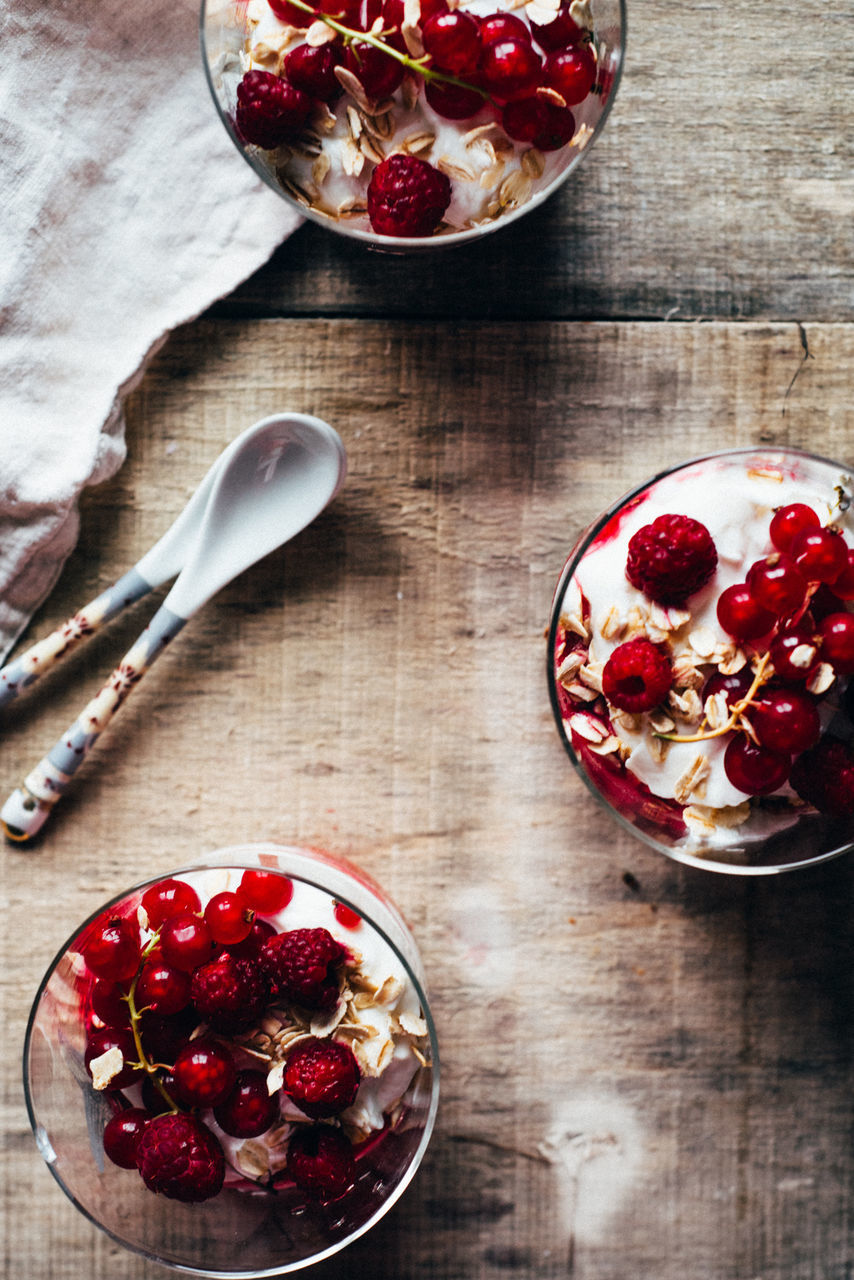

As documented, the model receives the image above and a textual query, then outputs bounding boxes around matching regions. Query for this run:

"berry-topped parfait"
[201,0,624,244]
[24,845,438,1275]
[548,449,854,874]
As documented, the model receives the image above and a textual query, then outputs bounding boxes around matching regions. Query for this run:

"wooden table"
[4,0,854,1275]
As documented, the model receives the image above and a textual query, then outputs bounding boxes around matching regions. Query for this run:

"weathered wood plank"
[3,320,854,1279]
[211,0,854,322]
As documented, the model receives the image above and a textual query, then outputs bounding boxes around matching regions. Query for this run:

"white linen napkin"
[0,0,301,663]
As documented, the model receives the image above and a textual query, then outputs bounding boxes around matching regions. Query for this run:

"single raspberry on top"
[790,736,854,816]
[261,927,348,1009]
[286,1124,356,1199]
[190,952,269,1033]
[284,1037,361,1118]
[135,1113,225,1203]
[367,154,451,238]
[602,637,672,713]
[235,70,311,149]
[626,513,718,605]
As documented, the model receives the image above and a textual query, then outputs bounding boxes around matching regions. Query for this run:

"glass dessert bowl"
[200,0,624,248]
[548,448,854,875]
[24,844,439,1275]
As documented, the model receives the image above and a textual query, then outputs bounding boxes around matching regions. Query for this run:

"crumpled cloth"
[0,0,300,663]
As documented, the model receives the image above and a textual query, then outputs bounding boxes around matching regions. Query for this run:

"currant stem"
[285,0,489,96]
[654,652,773,744]
[126,929,179,1113]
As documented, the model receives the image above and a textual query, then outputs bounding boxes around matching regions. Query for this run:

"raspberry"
[367,155,451,238]
[286,1124,356,1199]
[283,1037,361,1118]
[602,638,672,713]
[135,1113,225,1203]
[235,70,311,149]
[790,737,854,817]
[261,927,348,1009]
[190,952,269,1032]
[626,513,718,605]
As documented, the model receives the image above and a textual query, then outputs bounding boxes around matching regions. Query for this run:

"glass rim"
[546,445,854,877]
[197,0,627,250]
[23,842,441,1277]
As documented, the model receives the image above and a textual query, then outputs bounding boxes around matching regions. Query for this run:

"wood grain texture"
[3,319,854,1278]
[211,0,854,322]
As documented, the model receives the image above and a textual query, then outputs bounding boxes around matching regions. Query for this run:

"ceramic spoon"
[0,417,279,710]
[1,412,347,843]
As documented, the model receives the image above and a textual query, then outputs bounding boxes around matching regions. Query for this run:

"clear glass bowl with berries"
[200,0,624,248]
[24,844,439,1274]
[547,448,854,875]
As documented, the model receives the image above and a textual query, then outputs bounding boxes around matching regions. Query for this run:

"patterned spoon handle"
[1,604,186,843]
[0,568,153,711]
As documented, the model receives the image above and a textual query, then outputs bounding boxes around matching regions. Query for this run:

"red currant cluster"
[556,500,854,825]
[235,0,595,161]
[597,503,854,812]
[82,872,366,1203]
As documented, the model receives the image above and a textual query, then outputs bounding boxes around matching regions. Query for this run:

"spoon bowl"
[166,413,347,619]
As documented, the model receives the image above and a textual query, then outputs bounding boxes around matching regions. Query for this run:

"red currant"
[528,100,575,150]
[422,10,481,73]
[479,38,542,101]
[502,95,550,142]
[819,612,854,673]
[382,0,447,35]
[141,1071,178,1115]
[269,0,314,21]
[746,554,808,619]
[135,960,192,1016]
[160,912,216,973]
[769,627,819,683]
[84,917,141,982]
[479,12,531,44]
[204,892,255,945]
[344,41,405,98]
[702,669,753,708]
[214,1070,279,1138]
[716,584,776,641]
[139,1009,196,1065]
[542,45,595,104]
[318,0,362,20]
[333,902,361,928]
[723,737,790,796]
[238,869,294,915]
[90,980,130,1027]
[284,43,342,102]
[424,78,484,119]
[141,879,201,930]
[832,550,854,601]
[792,526,848,584]
[103,1109,151,1169]
[85,1027,142,1091]
[227,916,277,960]
[173,1041,237,1109]
[769,502,820,552]
[529,1,584,51]
[503,96,576,150]
[749,688,820,754]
